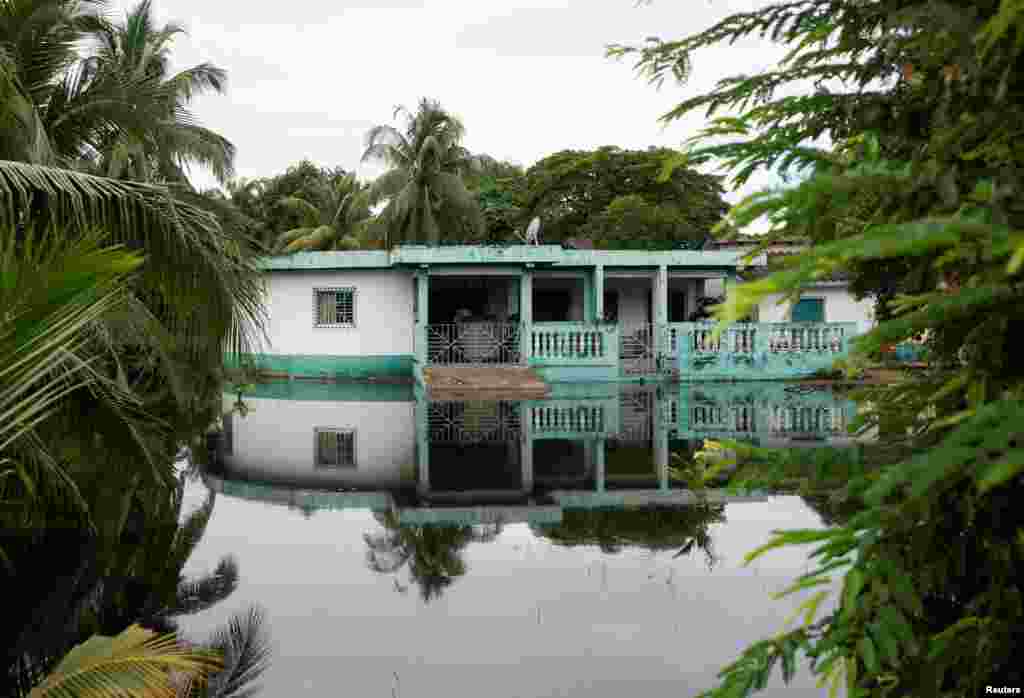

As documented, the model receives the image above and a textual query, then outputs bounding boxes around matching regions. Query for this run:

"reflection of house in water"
[212,381,860,523]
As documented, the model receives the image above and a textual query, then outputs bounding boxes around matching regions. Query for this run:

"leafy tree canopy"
[462,153,526,242]
[519,146,729,248]
[611,0,1024,695]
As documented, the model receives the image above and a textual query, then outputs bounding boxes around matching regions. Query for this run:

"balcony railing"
[529,322,618,366]
[669,321,858,380]
[420,320,858,379]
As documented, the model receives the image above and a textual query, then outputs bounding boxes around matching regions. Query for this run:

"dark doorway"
[603,291,619,322]
[533,289,572,322]
[669,290,688,322]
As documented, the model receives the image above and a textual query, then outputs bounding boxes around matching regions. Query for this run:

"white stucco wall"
[758,286,875,333]
[263,270,414,356]
[223,397,416,488]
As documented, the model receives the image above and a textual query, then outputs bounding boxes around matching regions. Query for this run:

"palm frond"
[27,624,221,698]
[273,195,320,226]
[0,161,269,362]
[198,606,271,698]
[366,168,409,205]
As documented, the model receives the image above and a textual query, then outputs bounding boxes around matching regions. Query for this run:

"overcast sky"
[105,0,805,216]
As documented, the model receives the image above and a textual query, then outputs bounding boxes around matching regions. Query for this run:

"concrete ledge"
[549,489,770,508]
[399,506,563,526]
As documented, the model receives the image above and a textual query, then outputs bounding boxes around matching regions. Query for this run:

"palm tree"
[83,0,235,185]
[0,0,234,186]
[361,98,484,246]
[271,172,375,253]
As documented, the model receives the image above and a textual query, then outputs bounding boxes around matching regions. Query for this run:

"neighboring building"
[239,243,861,384]
[706,238,876,334]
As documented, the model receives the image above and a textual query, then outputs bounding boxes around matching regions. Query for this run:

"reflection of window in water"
[315,428,356,468]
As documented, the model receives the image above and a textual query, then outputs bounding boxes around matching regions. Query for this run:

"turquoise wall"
[228,353,414,379]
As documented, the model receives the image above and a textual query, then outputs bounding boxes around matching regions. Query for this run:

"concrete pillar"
[416,396,430,496]
[593,266,605,321]
[520,403,533,494]
[520,267,533,360]
[595,438,606,493]
[654,390,670,492]
[415,268,430,365]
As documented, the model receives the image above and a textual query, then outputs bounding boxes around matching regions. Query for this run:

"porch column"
[519,266,533,361]
[520,403,533,495]
[594,438,606,493]
[415,268,430,366]
[593,265,605,321]
[654,265,669,368]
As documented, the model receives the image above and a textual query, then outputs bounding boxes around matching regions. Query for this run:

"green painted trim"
[207,474,394,511]
[227,353,413,379]
[398,506,563,526]
[226,380,414,402]
[257,246,756,271]
[259,251,392,270]
[534,366,620,383]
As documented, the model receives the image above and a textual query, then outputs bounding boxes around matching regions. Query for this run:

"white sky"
[105,0,816,224]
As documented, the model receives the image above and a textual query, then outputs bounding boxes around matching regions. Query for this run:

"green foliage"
[462,154,526,242]
[519,146,729,247]
[615,0,1024,695]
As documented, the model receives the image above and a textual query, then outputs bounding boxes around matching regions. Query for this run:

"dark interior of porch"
[427,277,517,324]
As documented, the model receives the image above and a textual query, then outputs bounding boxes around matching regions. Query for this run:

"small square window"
[314,287,355,327]
[315,428,356,468]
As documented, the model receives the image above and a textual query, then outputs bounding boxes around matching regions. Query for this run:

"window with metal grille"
[313,287,355,327]
[314,428,356,468]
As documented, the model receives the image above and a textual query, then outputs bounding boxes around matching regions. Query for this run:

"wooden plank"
[423,366,550,399]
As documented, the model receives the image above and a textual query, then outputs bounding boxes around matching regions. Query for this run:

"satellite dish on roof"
[525,216,541,245]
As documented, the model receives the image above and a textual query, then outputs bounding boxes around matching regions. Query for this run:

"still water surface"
[179,382,856,696]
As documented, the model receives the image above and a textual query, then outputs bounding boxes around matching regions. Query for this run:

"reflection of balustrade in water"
[690,404,758,434]
[427,401,521,442]
[530,404,606,435]
[768,405,846,436]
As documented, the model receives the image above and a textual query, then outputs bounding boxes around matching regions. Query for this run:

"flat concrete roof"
[258,245,763,271]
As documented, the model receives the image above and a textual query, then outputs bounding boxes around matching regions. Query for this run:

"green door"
[791,298,825,322]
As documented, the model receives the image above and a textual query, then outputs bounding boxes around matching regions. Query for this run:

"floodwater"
[177,381,861,697]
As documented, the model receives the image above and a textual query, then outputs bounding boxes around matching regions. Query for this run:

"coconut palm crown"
[361,98,484,246]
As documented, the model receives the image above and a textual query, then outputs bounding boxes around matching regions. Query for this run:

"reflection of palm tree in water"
[531,505,726,568]
[364,510,502,602]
